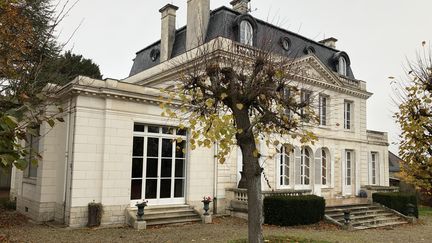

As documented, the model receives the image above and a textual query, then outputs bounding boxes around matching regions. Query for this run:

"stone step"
[144,208,195,216]
[146,217,202,226]
[144,212,199,220]
[354,221,408,230]
[325,205,380,214]
[326,208,386,217]
[351,216,403,227]
[325,203,371,210]
[333,212,395,222]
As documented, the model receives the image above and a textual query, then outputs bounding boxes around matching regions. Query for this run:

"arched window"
[240,20,253,46]
[338,56,347,76]
[301,147,311,185]
[321,149,328,185]
[277,145,292,187]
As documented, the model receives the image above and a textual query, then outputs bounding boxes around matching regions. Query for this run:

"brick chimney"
[159,4,179,62]
[319,37,338,49]
[230,0,250,14]
[186,0,210,51]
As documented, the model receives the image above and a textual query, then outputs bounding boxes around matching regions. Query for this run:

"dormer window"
[338,56,347,76]
[240,20,253,46]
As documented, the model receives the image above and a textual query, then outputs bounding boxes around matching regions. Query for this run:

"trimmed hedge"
[373,192,419,218]
[264,195,325,226]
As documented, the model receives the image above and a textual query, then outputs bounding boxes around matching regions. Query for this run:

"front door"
[131,124,187,206]
[343,150,353,195]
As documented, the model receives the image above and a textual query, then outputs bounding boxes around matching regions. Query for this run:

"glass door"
[344,150,353,195]
[131,124,186,206]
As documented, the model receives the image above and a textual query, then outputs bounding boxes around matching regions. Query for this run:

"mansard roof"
[129,6,356,79]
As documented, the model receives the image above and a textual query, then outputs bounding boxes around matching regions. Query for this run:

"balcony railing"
[226,188,312,204]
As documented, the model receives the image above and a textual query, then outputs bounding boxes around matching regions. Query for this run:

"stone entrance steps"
[325,203,408,230]
[127,205,201,227]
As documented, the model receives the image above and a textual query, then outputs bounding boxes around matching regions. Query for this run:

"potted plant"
[88,201,103,227]
[136,200,148,221]
[202,196,212,215]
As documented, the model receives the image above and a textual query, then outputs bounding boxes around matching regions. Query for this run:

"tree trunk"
[235,110,264,243]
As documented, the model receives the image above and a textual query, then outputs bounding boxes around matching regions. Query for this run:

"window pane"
[131,179,142,200]
[175,159,185,177]
[160,179,171,198]
[176,128,187,136]
[132,158,143,178]
[162,139,173,158]
[148,126,159,133]
[146,158,158,177]
[175,140,186,158]
[134,124,145,132]
[145,179,157,199]
[162,127,174,134]
[133,137,144,156]
[147,137,159,157]
[161,159,172,178]
[29,162,38,178]
[174,179,185,198]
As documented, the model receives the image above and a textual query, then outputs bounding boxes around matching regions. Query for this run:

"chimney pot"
[319,37,338,49]
[230,0,250,14]
[159,4,179,62]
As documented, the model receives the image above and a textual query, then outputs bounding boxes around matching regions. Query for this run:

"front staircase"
[127,205,201,227]
[325,203,409,230]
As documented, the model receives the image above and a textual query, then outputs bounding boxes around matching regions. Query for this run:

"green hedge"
[264,195,325,226]
[372,192,418,218]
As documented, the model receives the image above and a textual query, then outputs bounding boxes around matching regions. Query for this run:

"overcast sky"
[56,0,432,154]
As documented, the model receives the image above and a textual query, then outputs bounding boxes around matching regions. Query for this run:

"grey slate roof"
[389,151,401,173]
[129,6,356,79]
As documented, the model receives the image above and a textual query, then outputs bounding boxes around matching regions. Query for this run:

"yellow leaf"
[236,103,244,110]
[220,93,228,100]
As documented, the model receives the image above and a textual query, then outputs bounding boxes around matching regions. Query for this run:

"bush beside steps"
[264,195,325,226]
[373,192,418,218]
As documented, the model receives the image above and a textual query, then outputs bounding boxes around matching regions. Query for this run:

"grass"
[230,235,331,243]
[419,205,432,217]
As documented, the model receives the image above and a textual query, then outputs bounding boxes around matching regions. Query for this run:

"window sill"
[343,129,355,133]
[23,177,37,185]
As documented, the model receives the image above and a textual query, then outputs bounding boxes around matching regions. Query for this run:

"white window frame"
[370,152,379,185]
[240,20,253,46]
[338,56,347,76]
[300,147,311,185]
[277,145,291,188]
[321,149,328,186]
[344,101,353,130]
[319,95,328,126]
[345,150,352,186]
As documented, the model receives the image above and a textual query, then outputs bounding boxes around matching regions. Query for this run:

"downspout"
[63,97,76,224]
[213,142,219,214]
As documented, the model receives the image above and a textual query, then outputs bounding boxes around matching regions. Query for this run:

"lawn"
[419,205,432,217]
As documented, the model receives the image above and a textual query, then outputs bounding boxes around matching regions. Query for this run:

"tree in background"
[0,0,100,171]
[395,42,432,193]
[161,39,317,243]
[38,50,102,86]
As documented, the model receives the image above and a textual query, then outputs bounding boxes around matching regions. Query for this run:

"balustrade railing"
[226,188,312,203]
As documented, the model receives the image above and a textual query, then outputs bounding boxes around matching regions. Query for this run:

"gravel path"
[0,210,431,243]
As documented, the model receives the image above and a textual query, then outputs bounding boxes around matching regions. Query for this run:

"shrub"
[264,195,325,226]
[372,192,418,218]
[0,198,16,211]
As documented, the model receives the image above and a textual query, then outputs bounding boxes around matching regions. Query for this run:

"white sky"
[56,0,432,154]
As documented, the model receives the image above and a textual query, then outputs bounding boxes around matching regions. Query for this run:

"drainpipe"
[63,97,76,224]
[213,142,219,214]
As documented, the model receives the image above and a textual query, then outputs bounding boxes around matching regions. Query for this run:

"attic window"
[240,20,253,46]
[280,37,291,51]
[304,46,315,54]
[338,56,347,76]
[150,49,160,62]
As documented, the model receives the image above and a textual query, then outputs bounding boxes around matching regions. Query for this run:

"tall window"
[345,150,352,186]
[301,90,312,121]
[278,145,291,187]
[300,147,311,185]
[371,152,378,185]
[344,101,352,130]
[26,126,40,178]
[319,95,328,126]
[240,20,253,46]
[321,149,328,185]
[338,56,347,76]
